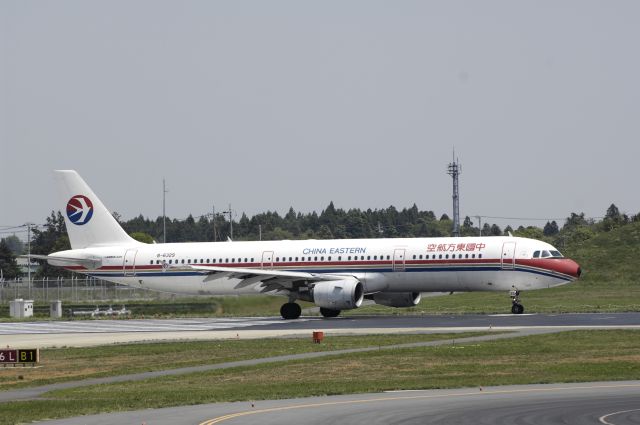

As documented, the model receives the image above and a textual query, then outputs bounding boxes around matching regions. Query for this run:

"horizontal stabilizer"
[21,254,102,269]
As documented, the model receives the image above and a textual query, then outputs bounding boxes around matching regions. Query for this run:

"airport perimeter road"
[36,381,640,425]
[1,313,640,348]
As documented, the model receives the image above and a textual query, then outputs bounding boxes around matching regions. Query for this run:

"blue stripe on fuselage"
[87,264,573,282]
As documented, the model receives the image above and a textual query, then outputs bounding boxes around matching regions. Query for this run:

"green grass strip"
[0,330,638,424]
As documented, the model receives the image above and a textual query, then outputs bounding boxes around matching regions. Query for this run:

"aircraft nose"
[567,260,581,279]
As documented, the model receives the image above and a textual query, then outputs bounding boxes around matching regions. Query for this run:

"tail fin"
[54,170,139,249]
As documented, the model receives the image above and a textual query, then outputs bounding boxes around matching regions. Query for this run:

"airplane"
[28,170,581,320]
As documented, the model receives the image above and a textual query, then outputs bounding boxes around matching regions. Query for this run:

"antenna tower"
[447,152,461,237]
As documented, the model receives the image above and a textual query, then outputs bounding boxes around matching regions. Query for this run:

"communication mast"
[447,153,461,237]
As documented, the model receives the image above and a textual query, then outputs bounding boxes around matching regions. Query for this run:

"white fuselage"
[57,236,580,297]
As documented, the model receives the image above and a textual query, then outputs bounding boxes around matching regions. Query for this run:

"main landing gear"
[510,289,524,314]
[280,302,301,320]
[319,307,341,318]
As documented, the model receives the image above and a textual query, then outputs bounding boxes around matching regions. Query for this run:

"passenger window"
[387,255,391,260]
[338,256,342,260]
[314,256,317,261]
[225,258,229,263]
[150,260,153,265]
[471,254,475,259]
[465,254,468,259]
[439,254,442,259]
[231,258,235,263]
[348,256,351,260]
[413,255,416,260]
[308,257,311,261]
[321,256,324,261]
[445,254,449,259]
[213,259,216,263]
[479,254,483,259]
[188,259,191,264]
[328,256,332,261]
[295,257,299,261]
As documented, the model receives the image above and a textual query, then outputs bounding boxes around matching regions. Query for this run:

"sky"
[2,1,639,239]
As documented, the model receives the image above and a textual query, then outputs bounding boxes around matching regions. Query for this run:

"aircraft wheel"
[280,302,302,320]
[319,307,341,318]
[511,303,524,314]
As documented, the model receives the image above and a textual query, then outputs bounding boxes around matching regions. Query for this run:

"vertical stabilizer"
[54,170,139,249]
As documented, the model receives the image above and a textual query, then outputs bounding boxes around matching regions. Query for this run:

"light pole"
[25,222,34,298]
[162,179,168,243]
[223,204,233,240]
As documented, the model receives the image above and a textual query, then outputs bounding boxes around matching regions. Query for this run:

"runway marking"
[599,408,640,425]
[199,383,640,425]
[0,318,312,335]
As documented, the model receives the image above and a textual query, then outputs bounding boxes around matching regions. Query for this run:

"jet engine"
[313,279,364,310]
[372,292,422,308]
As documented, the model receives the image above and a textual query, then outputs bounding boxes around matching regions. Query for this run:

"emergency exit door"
[393,249,406,272]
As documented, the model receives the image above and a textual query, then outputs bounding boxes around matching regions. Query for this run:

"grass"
[0,330,638,424]
[348,280,640,315]
[0,332,485,391]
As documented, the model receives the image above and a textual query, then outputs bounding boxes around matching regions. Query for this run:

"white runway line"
[0,318,311,335]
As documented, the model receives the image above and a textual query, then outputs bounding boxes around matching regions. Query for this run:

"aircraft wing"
[177,264,352,293]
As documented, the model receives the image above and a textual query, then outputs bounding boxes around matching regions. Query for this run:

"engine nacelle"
[313,279,364,310]
[373,292,422,308]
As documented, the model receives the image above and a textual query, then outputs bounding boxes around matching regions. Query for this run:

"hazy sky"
[2,1,639,237]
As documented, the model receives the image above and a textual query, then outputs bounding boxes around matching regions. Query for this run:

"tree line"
[1,202,637,279]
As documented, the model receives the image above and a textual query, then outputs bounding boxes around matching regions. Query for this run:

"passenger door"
[501,242,516,270]
[123,249,137,276]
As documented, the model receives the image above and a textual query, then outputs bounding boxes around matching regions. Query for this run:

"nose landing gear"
[510,289,524,314]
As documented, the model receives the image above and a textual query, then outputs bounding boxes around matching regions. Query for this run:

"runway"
[3,314,638,424]
[36,381,640,425]
[1,312,640,348]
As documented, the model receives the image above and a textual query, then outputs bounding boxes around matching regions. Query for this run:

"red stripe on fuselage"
[64,257,580,279]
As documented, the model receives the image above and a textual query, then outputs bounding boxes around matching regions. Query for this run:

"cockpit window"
[533,250,540,258]
[541,250,551,258]
[549,250,563,258]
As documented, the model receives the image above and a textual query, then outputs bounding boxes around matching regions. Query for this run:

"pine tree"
[0,239,22,279]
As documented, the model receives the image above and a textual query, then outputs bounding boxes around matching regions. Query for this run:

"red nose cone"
[546,259,581,279]
[565,259,581,279]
